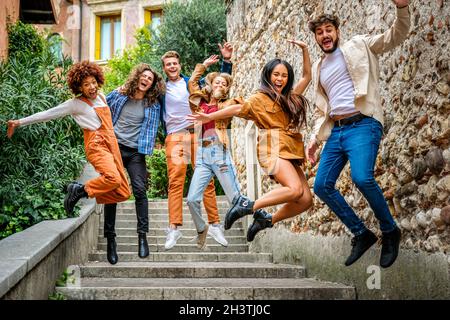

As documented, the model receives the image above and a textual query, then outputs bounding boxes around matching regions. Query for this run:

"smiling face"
[80,76,98,100]
[138,70,154,93]
[314,22,340,54]
[162,57,182,81]
[270,64,289,94]
[211,76,229,99]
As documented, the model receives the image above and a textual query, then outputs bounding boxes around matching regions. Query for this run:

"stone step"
[78,262,306,279]
[99,212,230,221]
[118,200,230,209]
[88,252,273,263]
[56,277,355,300]
[115,208,230,215]
[96,243,248,253]
[104,220,242,229]
[98,228,246,237]
[105,209,229,217]
[98,235,247,245]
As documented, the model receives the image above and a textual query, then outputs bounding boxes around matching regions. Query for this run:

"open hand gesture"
[287,39,308,50]
[218,42,233,61]
[202,55,220,68]
[186,112,211,123]
[7,120,20,138]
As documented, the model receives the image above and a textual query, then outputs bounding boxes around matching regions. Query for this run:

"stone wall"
[226,0,449,257]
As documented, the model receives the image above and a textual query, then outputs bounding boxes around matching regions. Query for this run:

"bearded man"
[307,0,410,268]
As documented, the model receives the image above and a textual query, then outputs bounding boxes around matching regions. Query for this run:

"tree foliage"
[148,0,227,74]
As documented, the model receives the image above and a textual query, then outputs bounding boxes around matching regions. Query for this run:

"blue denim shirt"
[106,89,161,155]
[159,61,232,135]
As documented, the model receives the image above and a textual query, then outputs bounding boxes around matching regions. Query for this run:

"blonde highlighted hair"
[204,72,233,100]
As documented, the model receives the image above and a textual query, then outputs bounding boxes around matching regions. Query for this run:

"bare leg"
[253,159,312,224]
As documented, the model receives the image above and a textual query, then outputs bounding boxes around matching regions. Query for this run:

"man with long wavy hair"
[104,63,166,264]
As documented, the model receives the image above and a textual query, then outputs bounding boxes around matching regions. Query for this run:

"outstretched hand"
[287,39,308,49]
[218,42,233,61]
[186,112,211,124]
[392,0,409,8]
[7,120,20,138]
[202,55,220,68]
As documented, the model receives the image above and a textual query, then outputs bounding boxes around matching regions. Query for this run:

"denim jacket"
[106,89,161,155]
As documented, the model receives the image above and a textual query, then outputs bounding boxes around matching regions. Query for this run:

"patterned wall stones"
[226,0,449,254]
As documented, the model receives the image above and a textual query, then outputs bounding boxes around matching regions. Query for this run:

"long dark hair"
[259,59,308,128]
[120,63,166,106]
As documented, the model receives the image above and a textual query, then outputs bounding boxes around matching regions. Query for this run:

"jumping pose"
[188,40,312,242]
[185,54,243,249]
[7,61,131,220]
[306,0,410,268]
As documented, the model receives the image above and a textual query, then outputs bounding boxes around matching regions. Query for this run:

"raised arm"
[218,42,233,75]
[186,104,242,123]
[188,55,220,93]
[366,0,410,55]
[288,39,312,95]
[7,100,76,138]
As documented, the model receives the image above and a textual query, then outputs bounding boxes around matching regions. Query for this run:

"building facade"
[1,0,164,63]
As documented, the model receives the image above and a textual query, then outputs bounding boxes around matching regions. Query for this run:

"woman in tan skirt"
[188,40,313,242]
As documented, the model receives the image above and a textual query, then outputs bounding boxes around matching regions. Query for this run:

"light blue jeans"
[187,140,241,232]
[314,116,397,236]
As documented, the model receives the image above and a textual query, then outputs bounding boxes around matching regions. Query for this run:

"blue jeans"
[187,141,241,232]
[313,116,397,236]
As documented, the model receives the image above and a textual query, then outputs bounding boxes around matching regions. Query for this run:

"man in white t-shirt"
[307,0,410,268]
[159,44,233,250]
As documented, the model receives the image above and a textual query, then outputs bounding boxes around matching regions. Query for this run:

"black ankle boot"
[138,232,149,258]
[247,209,273,242]
[380,226,401,268]
[107,237,118,265]
[64,182,88,216]
[345,229,378,266]
[224,195,255,230]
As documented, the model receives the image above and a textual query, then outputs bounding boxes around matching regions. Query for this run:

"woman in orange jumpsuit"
[7,61,131,217]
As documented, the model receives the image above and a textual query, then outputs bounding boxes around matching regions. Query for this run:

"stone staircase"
[56,197,355,300]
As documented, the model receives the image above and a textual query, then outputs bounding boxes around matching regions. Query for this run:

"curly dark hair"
[308,14,340,33]
[120,63,166,105]
[260,59,309,128]
[66,60,104,95]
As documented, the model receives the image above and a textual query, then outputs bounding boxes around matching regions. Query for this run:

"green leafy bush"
[7,21,44,60]
[146,148,168,199]
[0,22,84,240]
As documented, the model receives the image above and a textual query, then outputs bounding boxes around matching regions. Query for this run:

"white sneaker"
[164,228,182,250]
[208,224,228,247]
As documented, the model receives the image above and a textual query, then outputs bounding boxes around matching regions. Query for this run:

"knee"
[352,174,376,191]
[133,188,147,201]
[313,179,327,198]
[186,193,201,206]
[105,172,121,189]
[168,178,184,190]
[304,192,314,210]
[289,186,304,201]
